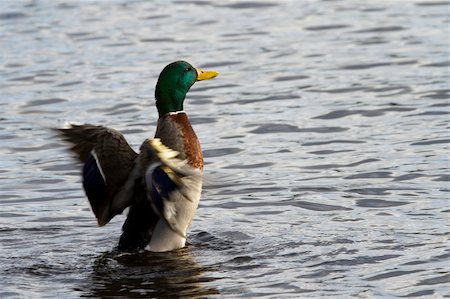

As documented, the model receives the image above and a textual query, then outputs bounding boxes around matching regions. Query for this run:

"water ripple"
[356,199,410,208]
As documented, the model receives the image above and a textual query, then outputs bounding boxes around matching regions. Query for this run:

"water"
[1,0,449,297]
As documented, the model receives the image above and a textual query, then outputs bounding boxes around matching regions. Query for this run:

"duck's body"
[57,61,217,252]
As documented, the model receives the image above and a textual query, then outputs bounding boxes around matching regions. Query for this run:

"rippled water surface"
[1,0,449,298]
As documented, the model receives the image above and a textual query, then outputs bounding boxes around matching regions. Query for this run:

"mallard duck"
[57,61,218,252]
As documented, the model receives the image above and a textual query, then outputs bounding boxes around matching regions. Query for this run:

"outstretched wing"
[139,139,202,237]
[56,124,139,226]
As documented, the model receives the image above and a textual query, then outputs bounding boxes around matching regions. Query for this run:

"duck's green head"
[155,61,218,117]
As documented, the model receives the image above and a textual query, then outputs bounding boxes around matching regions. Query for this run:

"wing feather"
[139,138,202,237]
[56,124,139,225]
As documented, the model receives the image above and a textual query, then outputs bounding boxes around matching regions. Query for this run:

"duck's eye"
[185,67,192,72]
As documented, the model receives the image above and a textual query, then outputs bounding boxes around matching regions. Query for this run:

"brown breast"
[155,112,204,170]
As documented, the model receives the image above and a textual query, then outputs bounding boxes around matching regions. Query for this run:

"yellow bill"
[196,68,219,81]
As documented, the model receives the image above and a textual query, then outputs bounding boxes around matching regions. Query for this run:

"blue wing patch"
[150,166,178,216]
[82,153,109,215]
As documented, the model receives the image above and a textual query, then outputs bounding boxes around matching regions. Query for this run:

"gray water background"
[1,0,449,298]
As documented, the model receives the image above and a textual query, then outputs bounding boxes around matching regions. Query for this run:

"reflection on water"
[87,247,219,298]
[1,0,449,298]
